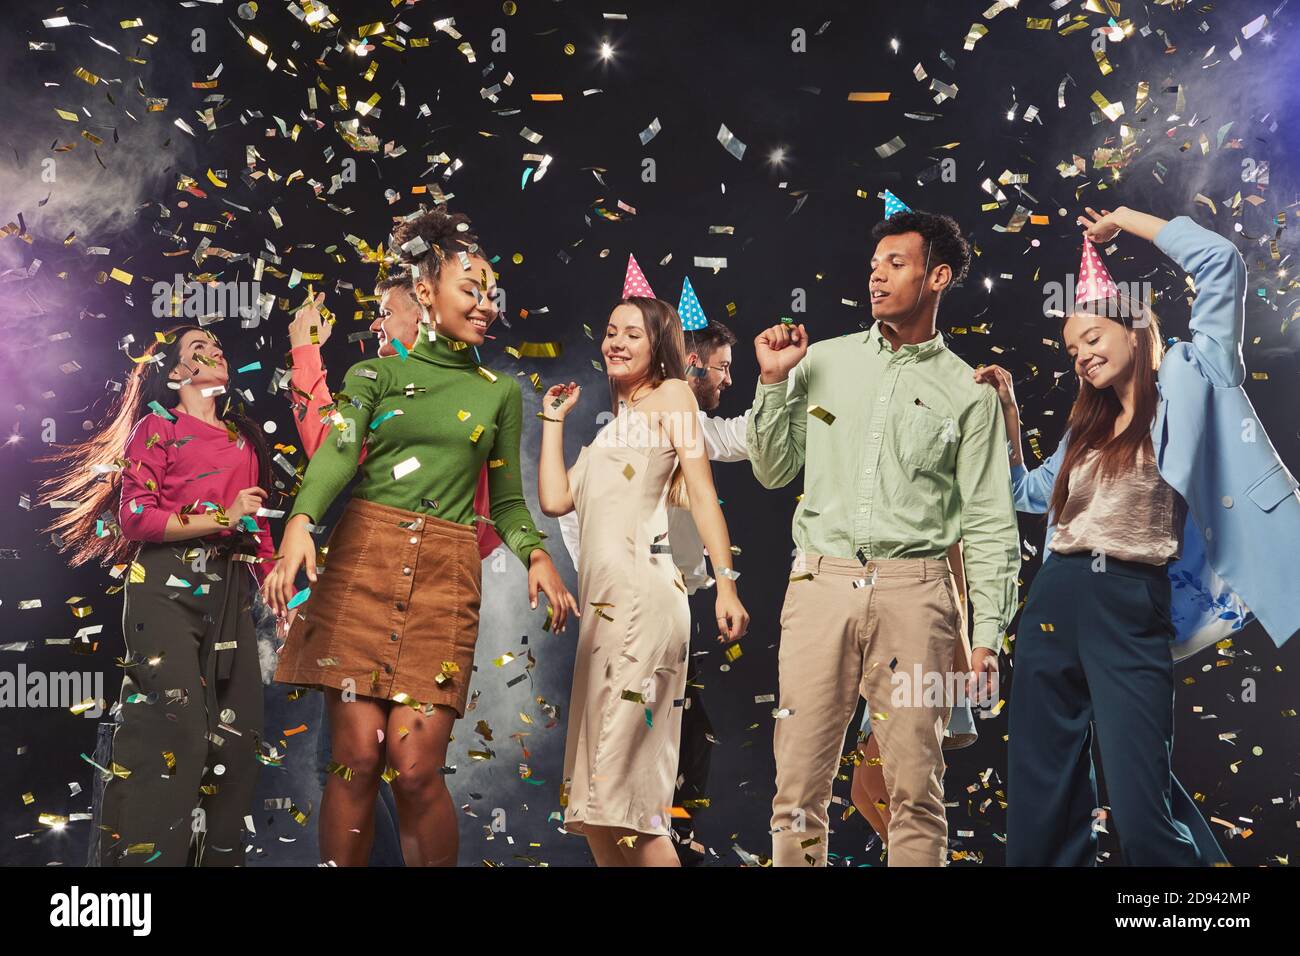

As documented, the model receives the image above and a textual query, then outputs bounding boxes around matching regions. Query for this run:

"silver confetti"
[638,117,661,145]
[716,123,747,161]
[875,136,906,159]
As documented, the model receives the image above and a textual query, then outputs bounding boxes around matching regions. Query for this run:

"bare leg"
[385,703,459,867]
[320,691,387,866]
[581,824,627,867]
[851,737,892,840]
[613,827,681,868]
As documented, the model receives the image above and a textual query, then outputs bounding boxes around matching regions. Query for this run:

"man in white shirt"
[558,319,747,863]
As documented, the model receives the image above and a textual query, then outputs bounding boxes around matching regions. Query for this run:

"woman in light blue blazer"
[975,206,1300,866]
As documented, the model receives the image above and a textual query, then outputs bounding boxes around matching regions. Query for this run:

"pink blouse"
[118,410,276,583]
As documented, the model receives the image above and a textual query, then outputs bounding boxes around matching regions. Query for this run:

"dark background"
[1,0,1296,866]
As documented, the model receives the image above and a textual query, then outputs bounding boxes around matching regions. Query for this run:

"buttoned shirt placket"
[855,336,909,566]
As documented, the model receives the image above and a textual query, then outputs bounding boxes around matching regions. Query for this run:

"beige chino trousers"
[770,553,961,867]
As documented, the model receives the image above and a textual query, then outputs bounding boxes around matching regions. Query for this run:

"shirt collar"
[864,320,946,361]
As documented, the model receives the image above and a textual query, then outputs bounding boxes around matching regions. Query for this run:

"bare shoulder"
[641,377,698,413]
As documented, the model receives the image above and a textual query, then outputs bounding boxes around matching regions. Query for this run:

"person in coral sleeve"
[41,325,276,866]
[285,279,502,575]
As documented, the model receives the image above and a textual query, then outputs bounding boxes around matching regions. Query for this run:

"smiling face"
[1064,310,1137,391]
[602,303,653,386]
[869,231,947,321]
[688,342,732,411]
[371,285,421,357]
[169,329,227,389]
[414,254,499,346]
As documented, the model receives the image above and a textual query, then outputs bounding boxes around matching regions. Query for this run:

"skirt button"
[402,567,412,575]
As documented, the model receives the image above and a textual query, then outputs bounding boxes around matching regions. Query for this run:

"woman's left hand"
[528,550,580,633]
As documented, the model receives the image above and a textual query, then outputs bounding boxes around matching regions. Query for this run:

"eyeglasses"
[709,364,732,379]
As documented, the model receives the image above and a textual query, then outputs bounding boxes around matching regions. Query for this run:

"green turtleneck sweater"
[288,331,547,567]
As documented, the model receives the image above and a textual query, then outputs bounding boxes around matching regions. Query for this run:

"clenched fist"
[754,322,810,385]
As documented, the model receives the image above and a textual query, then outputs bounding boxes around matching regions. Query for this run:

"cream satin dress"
[561,403,692,836]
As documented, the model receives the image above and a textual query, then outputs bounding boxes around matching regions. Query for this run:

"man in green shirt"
[748,211,1019,866]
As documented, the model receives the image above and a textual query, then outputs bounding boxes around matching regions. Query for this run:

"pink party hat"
[1076,237,1119,305]
[622,254,655,298]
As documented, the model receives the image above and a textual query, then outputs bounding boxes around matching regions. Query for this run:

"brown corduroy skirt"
[275,497,482,716]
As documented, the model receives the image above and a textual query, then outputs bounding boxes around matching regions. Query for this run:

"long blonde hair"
[608,296,690,507]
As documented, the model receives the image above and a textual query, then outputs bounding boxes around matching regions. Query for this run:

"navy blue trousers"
[1007,551,1226,866]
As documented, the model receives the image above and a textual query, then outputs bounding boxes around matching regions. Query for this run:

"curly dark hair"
[389,206,491,283]
[870,210,970,290]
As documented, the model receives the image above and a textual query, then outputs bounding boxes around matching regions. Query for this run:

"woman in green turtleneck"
[264,207,577,867]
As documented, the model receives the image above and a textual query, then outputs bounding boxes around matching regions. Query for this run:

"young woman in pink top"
[42,325,276,866]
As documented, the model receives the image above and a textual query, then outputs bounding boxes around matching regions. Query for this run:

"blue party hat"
[883,189,912,219]
[678,276,708,331]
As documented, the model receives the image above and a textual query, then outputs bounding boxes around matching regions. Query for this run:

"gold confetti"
[808,405,836,425]
[518,341,562,359]
[1090,90,1124,122]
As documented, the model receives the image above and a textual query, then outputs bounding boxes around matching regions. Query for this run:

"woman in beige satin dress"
[538,295,749,867]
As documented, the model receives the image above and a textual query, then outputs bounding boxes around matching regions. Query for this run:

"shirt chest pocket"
[892,403,959,474]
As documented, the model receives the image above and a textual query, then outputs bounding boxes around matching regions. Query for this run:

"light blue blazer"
[1011,217,1300,661]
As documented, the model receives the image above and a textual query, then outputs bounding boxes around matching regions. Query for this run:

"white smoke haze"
[1,1,197,249]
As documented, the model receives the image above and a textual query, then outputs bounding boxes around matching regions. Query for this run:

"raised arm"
[287,344,334,459]
[970,363,1065,516]
[1154,216,1247,388]
[747,323,811,489]
[536,382,577,517]
[286,290,337,458]
[1080,206,1245,387]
